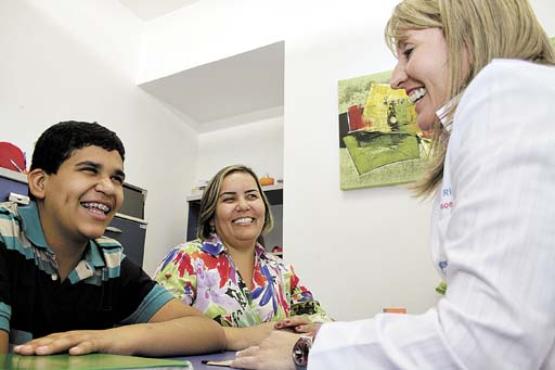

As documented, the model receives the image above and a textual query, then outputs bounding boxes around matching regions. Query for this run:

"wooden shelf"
[0,167,27,183]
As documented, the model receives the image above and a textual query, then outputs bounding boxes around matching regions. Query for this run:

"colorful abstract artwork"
[338,70,430,190]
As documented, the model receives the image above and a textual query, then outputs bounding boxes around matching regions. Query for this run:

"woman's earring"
[209,224,216,233]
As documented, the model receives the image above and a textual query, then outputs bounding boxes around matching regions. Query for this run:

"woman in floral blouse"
[155,165,330,349]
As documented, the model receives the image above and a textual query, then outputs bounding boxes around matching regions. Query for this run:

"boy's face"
[38,145,125,248]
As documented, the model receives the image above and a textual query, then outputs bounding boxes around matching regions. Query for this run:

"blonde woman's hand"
[231,330,299,370]
[274,316,321,335]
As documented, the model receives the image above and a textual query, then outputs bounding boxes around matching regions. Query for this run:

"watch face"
[292,336,313,367]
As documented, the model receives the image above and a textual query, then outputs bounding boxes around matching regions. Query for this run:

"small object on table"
[382,307,407,314]
[201,359,233,367]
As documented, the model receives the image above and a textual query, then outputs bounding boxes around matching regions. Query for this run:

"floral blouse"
[154,234,330,327]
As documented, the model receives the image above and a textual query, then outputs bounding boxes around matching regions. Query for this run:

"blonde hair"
[197,165,274,243]
[386,0,555,196]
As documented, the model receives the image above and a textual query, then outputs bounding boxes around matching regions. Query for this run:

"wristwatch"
[292,335,313,369]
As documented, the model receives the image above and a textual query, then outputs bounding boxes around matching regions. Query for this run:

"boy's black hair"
[30,121,125,174]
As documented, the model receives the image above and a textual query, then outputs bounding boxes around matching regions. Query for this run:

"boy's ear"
[27,169,48,200]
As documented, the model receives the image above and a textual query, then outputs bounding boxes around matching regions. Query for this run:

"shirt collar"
[18,201,104,267]
[201,233,265,257]
[87,240,106,267]
[201,234,226,256]
[18,201,49,250]
[435,95,461,133]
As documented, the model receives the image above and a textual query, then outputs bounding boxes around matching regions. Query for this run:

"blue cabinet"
[105,215,147,267]
[0,168,28,202]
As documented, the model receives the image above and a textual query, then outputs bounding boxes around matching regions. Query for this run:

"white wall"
[0,0,198,275]
[138,0,284,83]
[133,0,555,320]
[196,115,284,182]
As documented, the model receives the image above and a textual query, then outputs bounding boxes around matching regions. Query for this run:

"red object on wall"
[347,105,364,131]
[0,142,26,172]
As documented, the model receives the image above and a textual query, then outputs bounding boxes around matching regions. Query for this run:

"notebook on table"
[0,353,193,370]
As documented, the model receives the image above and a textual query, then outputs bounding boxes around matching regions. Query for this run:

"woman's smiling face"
[390,28,450,131]
[214,171,266,251]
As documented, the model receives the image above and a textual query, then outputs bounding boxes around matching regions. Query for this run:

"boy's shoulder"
[0,201,26,245]
[0,201,20,218]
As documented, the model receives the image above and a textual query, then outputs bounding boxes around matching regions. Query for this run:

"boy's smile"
[36,145,125,250]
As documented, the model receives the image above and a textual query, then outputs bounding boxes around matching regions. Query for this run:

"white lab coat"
[309,59,555,370]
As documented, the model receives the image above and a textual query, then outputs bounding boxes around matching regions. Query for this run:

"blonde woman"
[233,1,555,368]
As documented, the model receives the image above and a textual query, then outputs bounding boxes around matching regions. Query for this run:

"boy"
[0,121,226,356]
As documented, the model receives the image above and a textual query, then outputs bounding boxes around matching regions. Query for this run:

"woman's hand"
[231,330,299,370]
[274,316,322,335]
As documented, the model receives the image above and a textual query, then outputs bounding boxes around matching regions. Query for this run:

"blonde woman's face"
[390,28,450,130]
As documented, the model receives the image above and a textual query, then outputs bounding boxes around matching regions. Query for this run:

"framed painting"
[338,70,430,190]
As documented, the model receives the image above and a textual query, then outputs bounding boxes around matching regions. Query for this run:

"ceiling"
[119,1,285,132]
[119,0,199,21]
[140,41,285,131]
